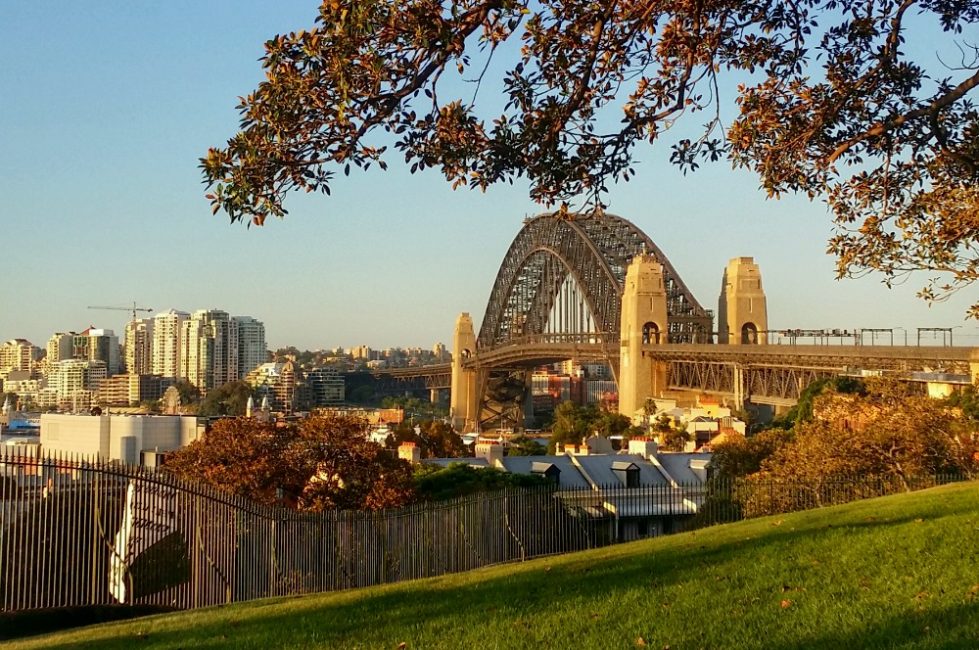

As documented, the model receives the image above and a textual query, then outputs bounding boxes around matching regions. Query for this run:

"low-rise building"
[40,413,202,464]
[96,374,175,406]
[422,439,713,541]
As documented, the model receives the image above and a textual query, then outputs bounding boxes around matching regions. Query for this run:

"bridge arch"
[477,213,712,350]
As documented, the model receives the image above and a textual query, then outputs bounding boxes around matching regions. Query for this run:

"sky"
[2,2,977,351]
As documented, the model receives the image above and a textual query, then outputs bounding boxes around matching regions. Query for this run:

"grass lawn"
[5,482,979,649]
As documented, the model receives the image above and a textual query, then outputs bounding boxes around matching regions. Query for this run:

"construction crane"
[87,302,154,322]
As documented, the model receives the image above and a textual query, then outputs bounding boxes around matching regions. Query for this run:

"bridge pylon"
[718,257,768,344]
[618,253,668,419]
[450,313,479,432]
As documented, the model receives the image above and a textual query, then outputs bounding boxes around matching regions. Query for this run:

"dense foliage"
[197,381,255,417]
[412,462,549,501]
[547,401,639,452]
[203,1,979,314]
[385,418,469,458]
[164,415,416,511]
[507,434,547,456]
[709,378,979,514]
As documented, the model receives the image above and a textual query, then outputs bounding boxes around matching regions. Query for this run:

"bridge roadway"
[380,341,976,406]
[346,364,453,391]
[651,344,975,407]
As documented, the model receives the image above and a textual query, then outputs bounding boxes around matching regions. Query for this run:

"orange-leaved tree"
[202,1,979,315]
[164,415,415,511]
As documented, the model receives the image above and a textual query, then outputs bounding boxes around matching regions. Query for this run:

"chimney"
[398,441,421,464]
[628,436,659,461]
[475,441,503,467]
[565,443,588,456]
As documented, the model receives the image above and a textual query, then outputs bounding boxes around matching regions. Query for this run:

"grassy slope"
[6,482,979,650]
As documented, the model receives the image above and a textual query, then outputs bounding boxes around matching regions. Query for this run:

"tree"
[709,428,793,479]
[944,385,979,421]
[296,415,417,510]
[413,462,548,501]
[758,380,978,488]
[548,401,599,452]
[507,434,546,456]
[197,381,255,417]
[172,380,201,406]
[203,2,979,315]
[385,419,468,458]
[593,411,632,438]
[164,415,415,511]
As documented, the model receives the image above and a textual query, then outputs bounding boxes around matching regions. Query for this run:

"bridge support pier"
[450,313,479,432]
[719,257,768,344]
[618,253,668,419]
[733,363,745,411]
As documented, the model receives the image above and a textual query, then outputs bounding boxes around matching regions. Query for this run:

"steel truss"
[477,213,713,353]
[667,361,841,402]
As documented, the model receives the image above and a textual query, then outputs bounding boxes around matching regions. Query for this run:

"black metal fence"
[0,451,966,612]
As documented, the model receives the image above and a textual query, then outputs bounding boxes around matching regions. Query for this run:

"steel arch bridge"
[476,213,713,360]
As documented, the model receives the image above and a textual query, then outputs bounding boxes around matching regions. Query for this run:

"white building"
[40,413,202,464]
[46,359,107,410]
[124,318,154,375]
[234,315,266,378]
[152,310,188,379]
[181,309,239,392]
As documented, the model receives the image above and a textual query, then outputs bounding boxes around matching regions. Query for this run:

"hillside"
[6,482,979,649]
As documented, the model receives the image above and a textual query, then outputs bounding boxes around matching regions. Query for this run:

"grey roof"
[498,455,590,489]
[531,461,560,474]
[574,454,669,487]
[611,461,639,471]
[654,452,712,485]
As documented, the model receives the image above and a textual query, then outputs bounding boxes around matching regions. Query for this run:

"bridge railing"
[485,332,618,349]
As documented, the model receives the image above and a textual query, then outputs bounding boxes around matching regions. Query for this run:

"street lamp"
[952,325,962,347]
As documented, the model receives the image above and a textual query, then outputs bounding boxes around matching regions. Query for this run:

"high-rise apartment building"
[124,318,154,375]
[234,316,266,378]
[152,310,188,379]
[80,328,121,375]
[351,345,372,360]
[48,359,107,409]
[246,360,301,411]
[46,332,76,364]
[306,366,345,406]
[0,339,41,378]
[181,309,239,392]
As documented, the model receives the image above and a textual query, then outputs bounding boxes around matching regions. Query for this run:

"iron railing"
[0,451,966,612]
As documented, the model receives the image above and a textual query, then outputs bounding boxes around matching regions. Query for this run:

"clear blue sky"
[2,1,976,351]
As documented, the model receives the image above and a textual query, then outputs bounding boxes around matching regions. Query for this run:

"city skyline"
[3,2,978,352]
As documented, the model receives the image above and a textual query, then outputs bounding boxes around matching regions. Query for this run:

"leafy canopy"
[164,415,415,511]
[203,1,979,314]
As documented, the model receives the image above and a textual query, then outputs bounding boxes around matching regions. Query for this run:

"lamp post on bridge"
[858,328,893,346]
[916,327,956,347]
[894,326,908,346]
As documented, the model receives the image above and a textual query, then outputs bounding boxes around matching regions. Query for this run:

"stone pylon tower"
[718,257,768,344]
[618,253,668,419]
[450,312,478,432]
